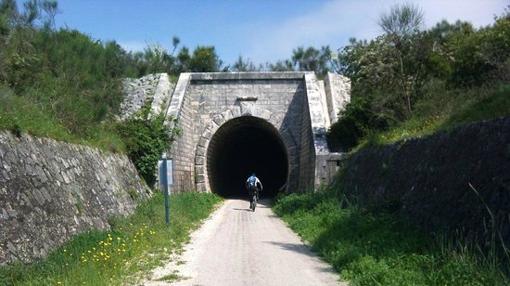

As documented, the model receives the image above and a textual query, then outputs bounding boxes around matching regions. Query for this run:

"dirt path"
[144,199,344,286]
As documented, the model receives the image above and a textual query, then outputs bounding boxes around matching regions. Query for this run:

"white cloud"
[245,0,507,63]
[246,0,373,63]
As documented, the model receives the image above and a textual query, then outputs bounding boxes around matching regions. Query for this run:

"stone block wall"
[0,132,150,265]
[167,73,312,193]
[298,92,315,192]
[120,73,175,120]
[324,73,351,123]
[171,81,196,192]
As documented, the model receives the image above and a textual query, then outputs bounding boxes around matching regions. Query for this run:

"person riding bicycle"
[246,173,263,205]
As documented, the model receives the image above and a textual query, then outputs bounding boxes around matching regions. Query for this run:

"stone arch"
[194,107,294,195]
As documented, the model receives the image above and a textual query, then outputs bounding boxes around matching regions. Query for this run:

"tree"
[291,46,333,76]
[420,20,474,81]
[379,3,423,39]
[41,0,58,29]
[379,3,424,116]
[231,56,259,72]
[268,59,294,71]
[171,36,180,55]
[15,0,58,28]
[337,36,406,121]
[189,46,221,72]
[0,0,19,30]
[22,0,39,25]
[130,44,174,76]
[175,46,190,73]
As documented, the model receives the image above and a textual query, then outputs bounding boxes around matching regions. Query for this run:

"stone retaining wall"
[0,132,150,265]
[340,117,510,243]
[120,73,175,120]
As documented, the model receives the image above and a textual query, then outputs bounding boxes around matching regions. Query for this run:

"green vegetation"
[274,190,509,286]
[358,84,510,148]
[0,192,222,286]
[231,46,335,76]
[116,112,178,186]
[0,17,130,150]
[328,4,510,151]
[0,0,224,182]
[0,0,223,149]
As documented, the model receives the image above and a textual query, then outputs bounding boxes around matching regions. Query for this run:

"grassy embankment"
[359,83,510,149]
[274,190,509,286]
[0,87,126,152]
[0,192,221,286]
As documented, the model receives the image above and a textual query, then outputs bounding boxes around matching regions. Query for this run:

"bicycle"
[250,188,258,212]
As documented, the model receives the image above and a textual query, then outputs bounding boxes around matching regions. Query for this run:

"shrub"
[116,114,177,186]
[327,97,391,151]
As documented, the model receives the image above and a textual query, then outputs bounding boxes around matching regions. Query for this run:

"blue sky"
[55,0,508,66]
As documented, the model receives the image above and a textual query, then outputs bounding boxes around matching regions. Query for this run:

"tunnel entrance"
[206,116,289,198]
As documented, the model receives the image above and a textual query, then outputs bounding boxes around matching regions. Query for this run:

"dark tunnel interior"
[207,116,289,198]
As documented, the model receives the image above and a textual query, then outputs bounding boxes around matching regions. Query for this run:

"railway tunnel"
[160,72,351,194]
[206,116,289,198]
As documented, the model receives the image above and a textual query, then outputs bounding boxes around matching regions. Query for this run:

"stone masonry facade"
[161,72,351,193]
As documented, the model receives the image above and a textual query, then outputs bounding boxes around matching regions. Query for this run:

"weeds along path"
[144,199,343,286]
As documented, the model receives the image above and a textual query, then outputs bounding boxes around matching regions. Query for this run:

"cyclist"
[246,173,263,209]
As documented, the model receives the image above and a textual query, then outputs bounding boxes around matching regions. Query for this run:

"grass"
[273,190,509,286]
[358,83,510,149]
[157,272,185,282]
[0,192,222,286]
[0,88,127,153]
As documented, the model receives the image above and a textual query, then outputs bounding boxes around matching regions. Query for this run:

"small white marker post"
[158,153,173,225]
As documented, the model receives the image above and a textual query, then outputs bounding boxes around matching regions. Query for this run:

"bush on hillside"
[116,114,178,187]
[327,97,391,151]
[328,5,510,151]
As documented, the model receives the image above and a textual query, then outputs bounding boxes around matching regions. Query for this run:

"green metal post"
[163,157,170,225]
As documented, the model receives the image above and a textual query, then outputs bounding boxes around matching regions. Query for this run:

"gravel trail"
[145,198,344,286]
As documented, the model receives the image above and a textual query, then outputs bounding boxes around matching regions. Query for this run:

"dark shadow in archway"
[207,116,289,198]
